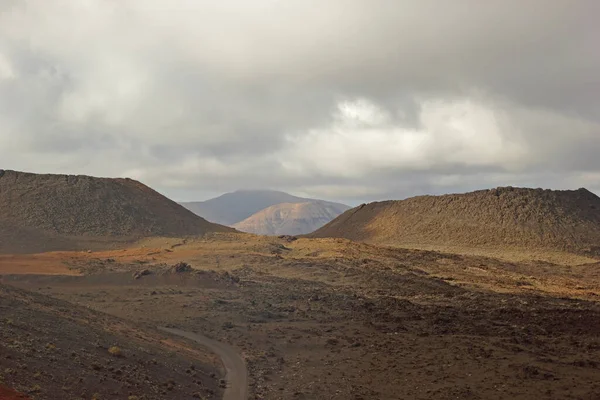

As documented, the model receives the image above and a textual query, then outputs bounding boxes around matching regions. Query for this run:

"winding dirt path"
[158,327,248,400]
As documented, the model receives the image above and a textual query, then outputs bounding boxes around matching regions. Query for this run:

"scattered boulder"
[133,269,152,280]
[221,271,240,284]
[269,243,291,255]
[278,235,298,242]
[171,262,192,273]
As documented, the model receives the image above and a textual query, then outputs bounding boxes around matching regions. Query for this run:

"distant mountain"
[180,190,349,226]
[232,201,351,236]
[309,187,600,257]
[0,169,231,253]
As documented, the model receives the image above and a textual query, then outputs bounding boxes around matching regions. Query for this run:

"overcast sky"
[0,1,598,204]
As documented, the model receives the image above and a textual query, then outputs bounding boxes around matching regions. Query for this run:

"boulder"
[171,262,192,273]
[133,269,152,279]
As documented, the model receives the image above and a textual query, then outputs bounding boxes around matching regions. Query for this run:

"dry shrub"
[108,346,122,357]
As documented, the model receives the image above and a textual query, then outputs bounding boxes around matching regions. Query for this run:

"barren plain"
[2,232,600,399]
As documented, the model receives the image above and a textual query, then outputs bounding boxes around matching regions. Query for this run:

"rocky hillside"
[233,201,350,236]
[0,170,231,253]
[0,283,221,399]
[309,187,600,256]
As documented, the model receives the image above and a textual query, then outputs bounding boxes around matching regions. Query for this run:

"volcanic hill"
[309,187,600,257]
[0,170,231,253]
[233,201,350,235]
[180,189,349,226]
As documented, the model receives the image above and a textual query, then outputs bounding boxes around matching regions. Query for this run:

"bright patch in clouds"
[0,52,15,80]
[282,97,527,177]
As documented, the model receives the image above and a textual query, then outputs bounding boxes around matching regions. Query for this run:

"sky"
[0,1,598,205]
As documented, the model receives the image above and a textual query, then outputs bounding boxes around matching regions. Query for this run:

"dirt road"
[159,327,248,400]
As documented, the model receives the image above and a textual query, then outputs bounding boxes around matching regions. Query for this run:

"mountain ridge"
[180,189,348,226]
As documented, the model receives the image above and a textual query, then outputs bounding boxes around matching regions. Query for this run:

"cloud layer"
[0,0,598,203]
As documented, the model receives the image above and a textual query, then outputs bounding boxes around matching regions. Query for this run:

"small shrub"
[29,384,41,394]
[108,346,122,357]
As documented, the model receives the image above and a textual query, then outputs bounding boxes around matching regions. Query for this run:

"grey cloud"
[0,0,598,204]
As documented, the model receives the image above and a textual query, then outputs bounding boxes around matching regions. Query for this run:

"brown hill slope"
[0,283,221,399]
[309,187,600,257]
[0,170,231,253]
[232,201,350,235]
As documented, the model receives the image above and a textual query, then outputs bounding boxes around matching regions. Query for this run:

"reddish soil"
[0,253,80,276]
[0,385,29,400]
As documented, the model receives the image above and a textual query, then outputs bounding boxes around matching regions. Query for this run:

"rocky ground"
[0,283,222,400]
[3,233,600,399]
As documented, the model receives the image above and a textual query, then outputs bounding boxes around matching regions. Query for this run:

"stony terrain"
[233,201,350,235]
[2,179,600,399]
[0,281,222,400]
[3,233,600,399]
[0,170,231,253]
[310,187,600,260]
